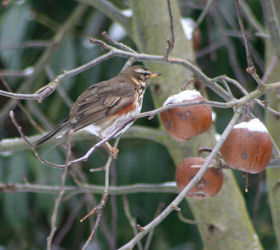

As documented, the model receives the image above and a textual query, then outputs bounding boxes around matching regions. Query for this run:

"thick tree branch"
[0,182,178,195]
[0,126,164,153]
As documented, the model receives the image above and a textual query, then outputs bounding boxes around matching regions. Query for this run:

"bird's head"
[121,65,161,89]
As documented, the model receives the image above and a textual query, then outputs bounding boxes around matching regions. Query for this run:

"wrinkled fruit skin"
[175,157,223,199]
[220,128,272,174]
[160,97,212,141]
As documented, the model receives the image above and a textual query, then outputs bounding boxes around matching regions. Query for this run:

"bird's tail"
[35,119,71,146]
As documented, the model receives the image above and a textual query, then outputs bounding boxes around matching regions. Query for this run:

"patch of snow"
[108,23,126,41]
[23,66,34,76]
[163,90,201,106]
[0,151,12,157]
[1,138,21,144]
[212,111,216,121]
[215,133,221,141]
[180,17,195,40]
[161,181,177,187]
[121,9,132,17]
[234,119,269,133]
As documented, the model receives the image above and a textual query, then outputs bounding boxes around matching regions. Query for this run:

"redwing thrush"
[36,65,161,156]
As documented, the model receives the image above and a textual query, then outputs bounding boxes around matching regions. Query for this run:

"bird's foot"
[105,142,119,159]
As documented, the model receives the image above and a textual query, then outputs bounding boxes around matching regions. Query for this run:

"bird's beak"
[150,72,161,78]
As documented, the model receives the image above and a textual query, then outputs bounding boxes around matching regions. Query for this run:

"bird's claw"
[106,142,119,159]
[110,147,119,159]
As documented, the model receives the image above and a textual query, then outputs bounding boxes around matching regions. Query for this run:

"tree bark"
[265,41,280,247]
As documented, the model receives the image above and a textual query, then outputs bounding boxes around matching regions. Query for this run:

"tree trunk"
[265,40,280,247]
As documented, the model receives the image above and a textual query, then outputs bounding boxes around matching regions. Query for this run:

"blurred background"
[0,0,277,249]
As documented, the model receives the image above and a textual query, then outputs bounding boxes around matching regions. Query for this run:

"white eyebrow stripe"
[134,68,149,74]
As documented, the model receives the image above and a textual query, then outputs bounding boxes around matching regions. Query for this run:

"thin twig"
[144,203,165,250]
[239,0,265,34]
[177,211,209,225]
[165,0,175,58]
[252,172,264,226]
[102,31,136,53]
[0,40,51,50]
[0,69,33,78]
[110,161,118,250]
[78,0,131,33]
[123,195,143,250]
[0,77,43,132]
[212,12,246,84]
[262,56,278,83]
[47,130,73,250]
[122,57,136,71]
[9,111,65,169]
[81,137,120,250]
[54,198,85,246]
[45,65,73,108]
[235,0,265,88]
[193,0,215,32]
[27,101,54,130]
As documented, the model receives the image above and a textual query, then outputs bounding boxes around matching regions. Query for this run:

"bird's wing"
[68,78,137,131]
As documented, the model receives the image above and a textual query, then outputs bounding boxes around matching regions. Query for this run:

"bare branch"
[82,137,120,250]
[101,31,136,53]
[193,0,215,31]
[123,195,143,250]
[239,0,265,35]
[0,182,178,195]
[78,0,131,33]
[177,211,209,225]
[0,40,51,50]
[144,203,165,250]
[118,107,242,250]
[45,65,73,108]
[9,111,65,169]
[235,0,265,88]
[47,131,73,250]
[165,0,175,58]
[0,69,33,78]
[0,126,164,153]
[0,77,43,132]
[54,199,85,246]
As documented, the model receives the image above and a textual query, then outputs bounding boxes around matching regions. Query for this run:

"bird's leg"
[105,142,119,159]
[98,132,119,158]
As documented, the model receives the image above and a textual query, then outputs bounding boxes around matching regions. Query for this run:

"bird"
[35,65,161,157]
